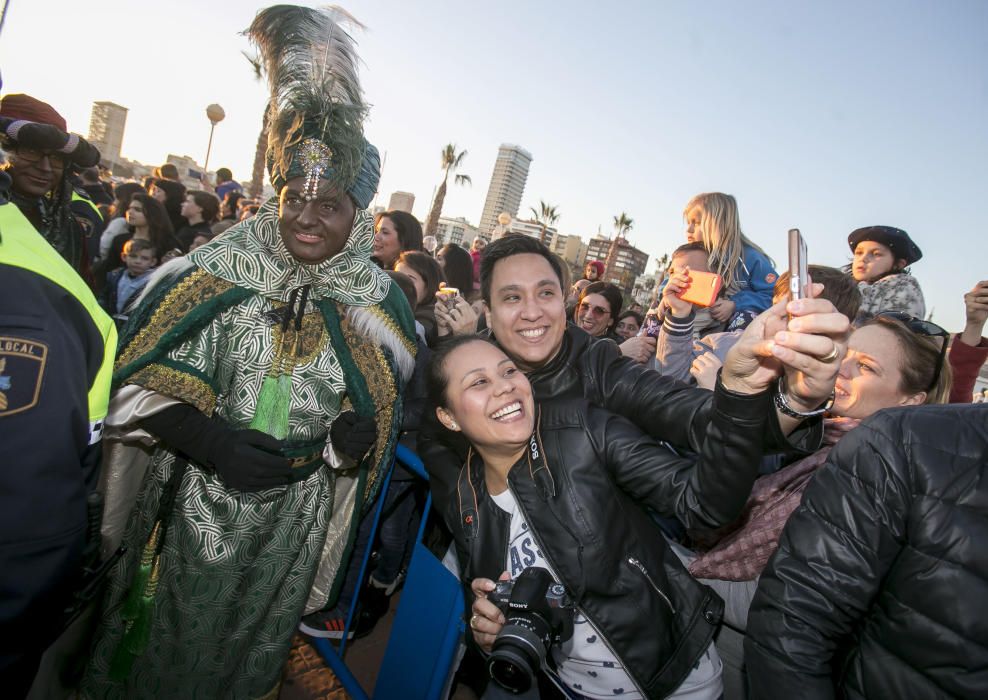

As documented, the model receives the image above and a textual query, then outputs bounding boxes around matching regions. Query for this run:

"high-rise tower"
[479,144,532,236]
[88,101,128,166]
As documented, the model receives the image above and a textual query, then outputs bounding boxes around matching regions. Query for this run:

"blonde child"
[683,192,777,330]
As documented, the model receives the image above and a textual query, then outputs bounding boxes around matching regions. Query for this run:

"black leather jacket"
[448,385,771,698]
[422,325,820,514]
[746,404,988,699]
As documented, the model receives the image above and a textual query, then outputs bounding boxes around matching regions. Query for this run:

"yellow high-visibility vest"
[0,202,116,435]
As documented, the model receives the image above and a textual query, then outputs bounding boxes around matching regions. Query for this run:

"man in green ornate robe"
[82,189,415,697]
[81,8,416,695]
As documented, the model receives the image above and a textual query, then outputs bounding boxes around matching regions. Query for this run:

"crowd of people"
[1,4,986,700]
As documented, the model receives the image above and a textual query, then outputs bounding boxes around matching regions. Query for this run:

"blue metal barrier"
[308,444,466,699]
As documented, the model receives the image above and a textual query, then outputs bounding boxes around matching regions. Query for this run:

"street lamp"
[203,103,225,173]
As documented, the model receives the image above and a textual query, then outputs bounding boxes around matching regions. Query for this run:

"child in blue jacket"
[684,192,777,330]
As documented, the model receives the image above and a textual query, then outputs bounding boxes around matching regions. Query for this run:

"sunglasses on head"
[874,311,949,393]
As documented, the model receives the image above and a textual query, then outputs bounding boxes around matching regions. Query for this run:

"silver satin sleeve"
[99,387,185,555]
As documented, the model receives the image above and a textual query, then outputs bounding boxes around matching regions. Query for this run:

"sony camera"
[486,567,575,694]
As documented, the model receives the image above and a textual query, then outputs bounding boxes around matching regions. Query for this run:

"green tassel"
[108,594,155,680]
[109,557,160,680]
[250,372,292,439]
[120,561,151,621]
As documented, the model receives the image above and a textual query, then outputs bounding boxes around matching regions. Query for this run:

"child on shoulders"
[683,192,777,331]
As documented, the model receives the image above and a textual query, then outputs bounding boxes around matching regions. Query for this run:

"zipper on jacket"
[507,484,647,698]
[627,557,676,614]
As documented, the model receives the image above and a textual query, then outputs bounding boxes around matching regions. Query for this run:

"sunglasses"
[875,311,949,392]
[577,301,611,318]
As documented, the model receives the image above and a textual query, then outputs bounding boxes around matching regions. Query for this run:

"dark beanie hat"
[848,226,922,266]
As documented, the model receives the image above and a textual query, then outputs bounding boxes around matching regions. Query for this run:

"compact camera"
[486,567,575,694]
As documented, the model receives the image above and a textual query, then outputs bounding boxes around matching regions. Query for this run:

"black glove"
[140,404,293,492]
[329,411,378,463]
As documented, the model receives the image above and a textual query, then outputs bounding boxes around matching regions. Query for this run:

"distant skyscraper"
[88,101,128,166]
[479,144,532,236]
[388,191,415,213]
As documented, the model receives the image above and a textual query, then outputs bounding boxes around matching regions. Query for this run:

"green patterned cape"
[82,201,415,698]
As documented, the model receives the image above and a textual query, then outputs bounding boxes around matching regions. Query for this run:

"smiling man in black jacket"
[419,235,851,513]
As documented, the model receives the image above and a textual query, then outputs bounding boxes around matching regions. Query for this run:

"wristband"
[773,376,834,418]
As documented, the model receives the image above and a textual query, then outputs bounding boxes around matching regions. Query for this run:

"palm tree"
[425,144,471,236]
[651,253,671,305]
[613,212,634,239]
[605,212,635,284]
[529,200,560,245]
[244,52,268,199]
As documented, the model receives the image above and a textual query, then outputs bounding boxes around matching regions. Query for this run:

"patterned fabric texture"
[82,205,415,698]
[857,272,926,320]
[192,197,390,304]
[687,446,833,582]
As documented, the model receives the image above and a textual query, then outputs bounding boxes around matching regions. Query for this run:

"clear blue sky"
[2,0,985,330]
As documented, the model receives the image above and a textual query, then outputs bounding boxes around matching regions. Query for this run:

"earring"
[450,422,459,430]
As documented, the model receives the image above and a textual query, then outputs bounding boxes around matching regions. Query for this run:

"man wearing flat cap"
[0,94,103,274]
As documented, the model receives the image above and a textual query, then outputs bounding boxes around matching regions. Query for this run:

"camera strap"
[456,406,555,544]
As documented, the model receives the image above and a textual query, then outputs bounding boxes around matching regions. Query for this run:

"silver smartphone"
[788,228,809,302]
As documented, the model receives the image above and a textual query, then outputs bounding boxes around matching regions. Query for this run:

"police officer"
[0,94,104,277]
[0,118,116,695]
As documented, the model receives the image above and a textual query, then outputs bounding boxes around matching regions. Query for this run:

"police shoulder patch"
[0,337,48,417]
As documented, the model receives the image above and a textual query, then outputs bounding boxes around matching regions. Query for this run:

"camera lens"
[487,619,550,693]
[488,647,535,694]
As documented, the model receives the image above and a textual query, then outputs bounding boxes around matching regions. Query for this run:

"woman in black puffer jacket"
[746,403,988,699]
[429,335,773,699]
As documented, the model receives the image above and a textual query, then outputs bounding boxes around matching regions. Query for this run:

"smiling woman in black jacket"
[429,335,773,699]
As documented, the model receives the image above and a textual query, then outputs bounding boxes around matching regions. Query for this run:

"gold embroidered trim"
[117,270,236,371]
[366,304,416,356]
[342,318,398,502]
[271,310,328,366]
[127,363,217,415]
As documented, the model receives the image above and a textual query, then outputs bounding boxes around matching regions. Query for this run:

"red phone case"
[679,271,723,308]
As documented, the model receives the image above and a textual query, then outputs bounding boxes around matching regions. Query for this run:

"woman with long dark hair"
[98,182,144,261]
[372,210,423,269]
[102,193,178,275]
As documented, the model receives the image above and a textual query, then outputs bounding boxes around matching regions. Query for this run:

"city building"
[549,232,588,270]
[509,219,558,242]
[165,154,210,189]
[388,191,415,213]
[632,271,663,307]
[584,236,612,273]
[479,144,533,236]
[435,216,480,248]
[87,101,128,167]
[585,235,650,295]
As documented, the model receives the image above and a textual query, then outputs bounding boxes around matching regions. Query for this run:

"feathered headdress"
[247,5,379,207]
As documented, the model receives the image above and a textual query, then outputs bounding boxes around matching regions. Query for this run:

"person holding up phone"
[655,266,861,389]
[434,285,482,340]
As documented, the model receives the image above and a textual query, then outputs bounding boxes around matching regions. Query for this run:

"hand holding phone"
[678,270,723,308]
[436,286,460,310]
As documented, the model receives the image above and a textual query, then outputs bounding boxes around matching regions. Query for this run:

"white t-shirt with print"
[490,488,722,700]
